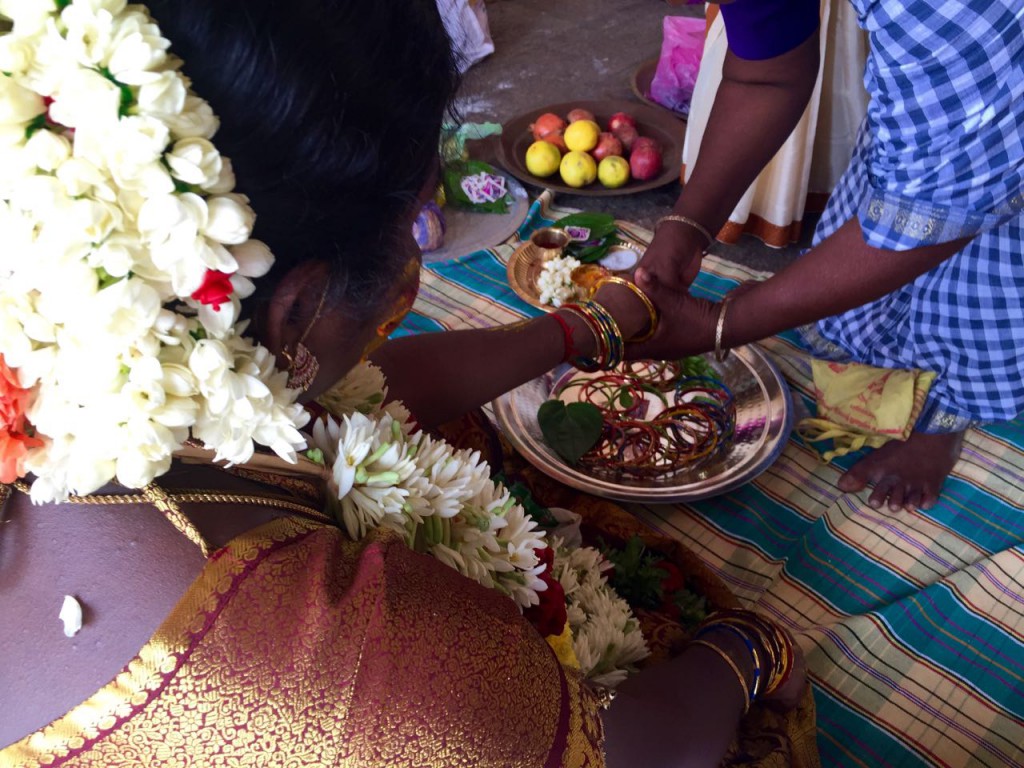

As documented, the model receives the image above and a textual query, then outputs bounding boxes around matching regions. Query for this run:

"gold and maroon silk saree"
[1,519,604,767]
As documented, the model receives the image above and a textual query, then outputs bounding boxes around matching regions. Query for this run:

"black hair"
[147,0,459,318]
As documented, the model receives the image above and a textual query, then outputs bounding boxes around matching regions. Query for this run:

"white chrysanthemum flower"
[317,361,390,417]
[551,543,650,686]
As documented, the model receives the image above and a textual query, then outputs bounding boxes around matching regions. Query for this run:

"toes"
[868,476,897,509]
[905,488,923,510]
[920,485,940,510]
[887,483,906,512]
[838,465,870,493]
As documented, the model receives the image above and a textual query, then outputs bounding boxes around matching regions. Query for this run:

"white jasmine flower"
[203,194,255,245]
[165,137,223,189]
[537,255,582,307]
[24,128,70,171]
[0,68,45,125]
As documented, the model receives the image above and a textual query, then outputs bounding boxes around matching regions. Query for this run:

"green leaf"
[442,160,510,214]
[537,400,603,465]
[552,212,622,263]
[602,536,666,610]
[678,355,716,381]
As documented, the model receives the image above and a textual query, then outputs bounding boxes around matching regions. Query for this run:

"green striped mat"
[397,193,1024,768]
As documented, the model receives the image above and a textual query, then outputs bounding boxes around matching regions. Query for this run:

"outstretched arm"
[370,284,649,428]
[641,11,821,289]
[630,218,972,360]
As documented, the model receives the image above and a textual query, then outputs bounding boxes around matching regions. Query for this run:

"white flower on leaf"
[48,68,122,129]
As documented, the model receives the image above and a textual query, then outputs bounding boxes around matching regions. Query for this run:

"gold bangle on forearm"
[594,275,659,343]
[655,214,714,249]
[689,640,751,716]
[714,296,732,363]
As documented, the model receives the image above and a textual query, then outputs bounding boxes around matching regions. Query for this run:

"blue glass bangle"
[695,623,762,701]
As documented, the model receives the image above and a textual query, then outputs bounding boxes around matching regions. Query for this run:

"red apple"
[591,132,624,161]
[633,136,659,152]
[530,112,567,142]
[542,128,567,153]
[612,123,639,153]
[608,112,637,133]
[567,108,596,124]
[629,144,662,181]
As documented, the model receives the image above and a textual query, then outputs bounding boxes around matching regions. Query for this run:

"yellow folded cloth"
[797,360,936,461]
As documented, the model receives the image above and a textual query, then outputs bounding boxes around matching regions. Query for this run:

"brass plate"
[505,241,644,312]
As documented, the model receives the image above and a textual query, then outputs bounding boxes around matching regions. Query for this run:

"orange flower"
[0,355,42,483]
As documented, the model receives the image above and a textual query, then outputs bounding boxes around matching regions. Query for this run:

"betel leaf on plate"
[552,212,622,264]
[537,400,603,465]
[443,159,511,214]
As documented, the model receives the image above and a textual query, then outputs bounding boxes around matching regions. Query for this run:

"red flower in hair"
[0,355,42,483]
[191,269,234,311]
[524,546,568,638]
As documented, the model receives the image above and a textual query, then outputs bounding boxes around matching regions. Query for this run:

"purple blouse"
[718,0,820,60]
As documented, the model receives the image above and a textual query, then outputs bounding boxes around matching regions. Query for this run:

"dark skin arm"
[641,25,822,289]
[371,284,648,428]
[631,218,972,360]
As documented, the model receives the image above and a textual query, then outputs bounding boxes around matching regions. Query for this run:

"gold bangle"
[656,214,714,249]
[595,275,659,343]
[689,640,751,716]
[714,296,732,363]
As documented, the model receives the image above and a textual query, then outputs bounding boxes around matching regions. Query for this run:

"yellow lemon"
[559,150,598,188]
[525,140,562,178]
[597,155,630,188]
[563,120,600,153]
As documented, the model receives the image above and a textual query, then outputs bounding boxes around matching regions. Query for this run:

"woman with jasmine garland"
[0,1,812,766]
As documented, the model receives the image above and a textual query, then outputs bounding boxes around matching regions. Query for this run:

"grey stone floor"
[456,0,811,274]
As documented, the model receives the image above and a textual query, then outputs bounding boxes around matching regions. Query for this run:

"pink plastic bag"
[649,16,705,117]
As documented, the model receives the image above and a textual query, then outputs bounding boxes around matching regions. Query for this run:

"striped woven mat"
[396,193,1024,768]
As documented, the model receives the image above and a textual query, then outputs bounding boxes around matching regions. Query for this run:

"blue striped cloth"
[397,194,1024,767]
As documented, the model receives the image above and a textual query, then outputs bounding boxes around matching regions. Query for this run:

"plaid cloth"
[804,0,1024,432]
[396,197,1024,767]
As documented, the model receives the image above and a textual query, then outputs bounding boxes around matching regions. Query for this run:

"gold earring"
[282,282,329,392]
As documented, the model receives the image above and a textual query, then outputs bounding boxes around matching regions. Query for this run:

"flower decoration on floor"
[0,0,307,501]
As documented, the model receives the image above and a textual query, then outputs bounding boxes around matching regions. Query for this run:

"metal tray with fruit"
[496,100,686,197]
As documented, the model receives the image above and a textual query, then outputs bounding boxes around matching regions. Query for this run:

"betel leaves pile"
[552,212,622,264]
[538,359,736,480]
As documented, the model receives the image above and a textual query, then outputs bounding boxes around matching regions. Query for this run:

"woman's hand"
[636,220,709,292]
[623,269,719,360]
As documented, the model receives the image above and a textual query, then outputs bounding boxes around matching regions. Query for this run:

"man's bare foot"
[837,430,965,511]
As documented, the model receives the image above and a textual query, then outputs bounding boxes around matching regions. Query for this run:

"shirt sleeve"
[718,0,820,61]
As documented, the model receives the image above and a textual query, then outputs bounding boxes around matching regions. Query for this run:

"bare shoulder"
[0,469,283,747]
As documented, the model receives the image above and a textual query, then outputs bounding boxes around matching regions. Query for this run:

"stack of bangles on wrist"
[550,277,659,371]
[689,609,795,715]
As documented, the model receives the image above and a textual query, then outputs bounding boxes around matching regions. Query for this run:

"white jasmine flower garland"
[552,538,651,687]
[0,0,307,501]
[314,364,651,685]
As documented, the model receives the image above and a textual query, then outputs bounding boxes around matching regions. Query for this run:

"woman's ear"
[259,259,332,357]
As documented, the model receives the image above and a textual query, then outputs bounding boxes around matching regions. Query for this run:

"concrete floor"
[456,0,809,273]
